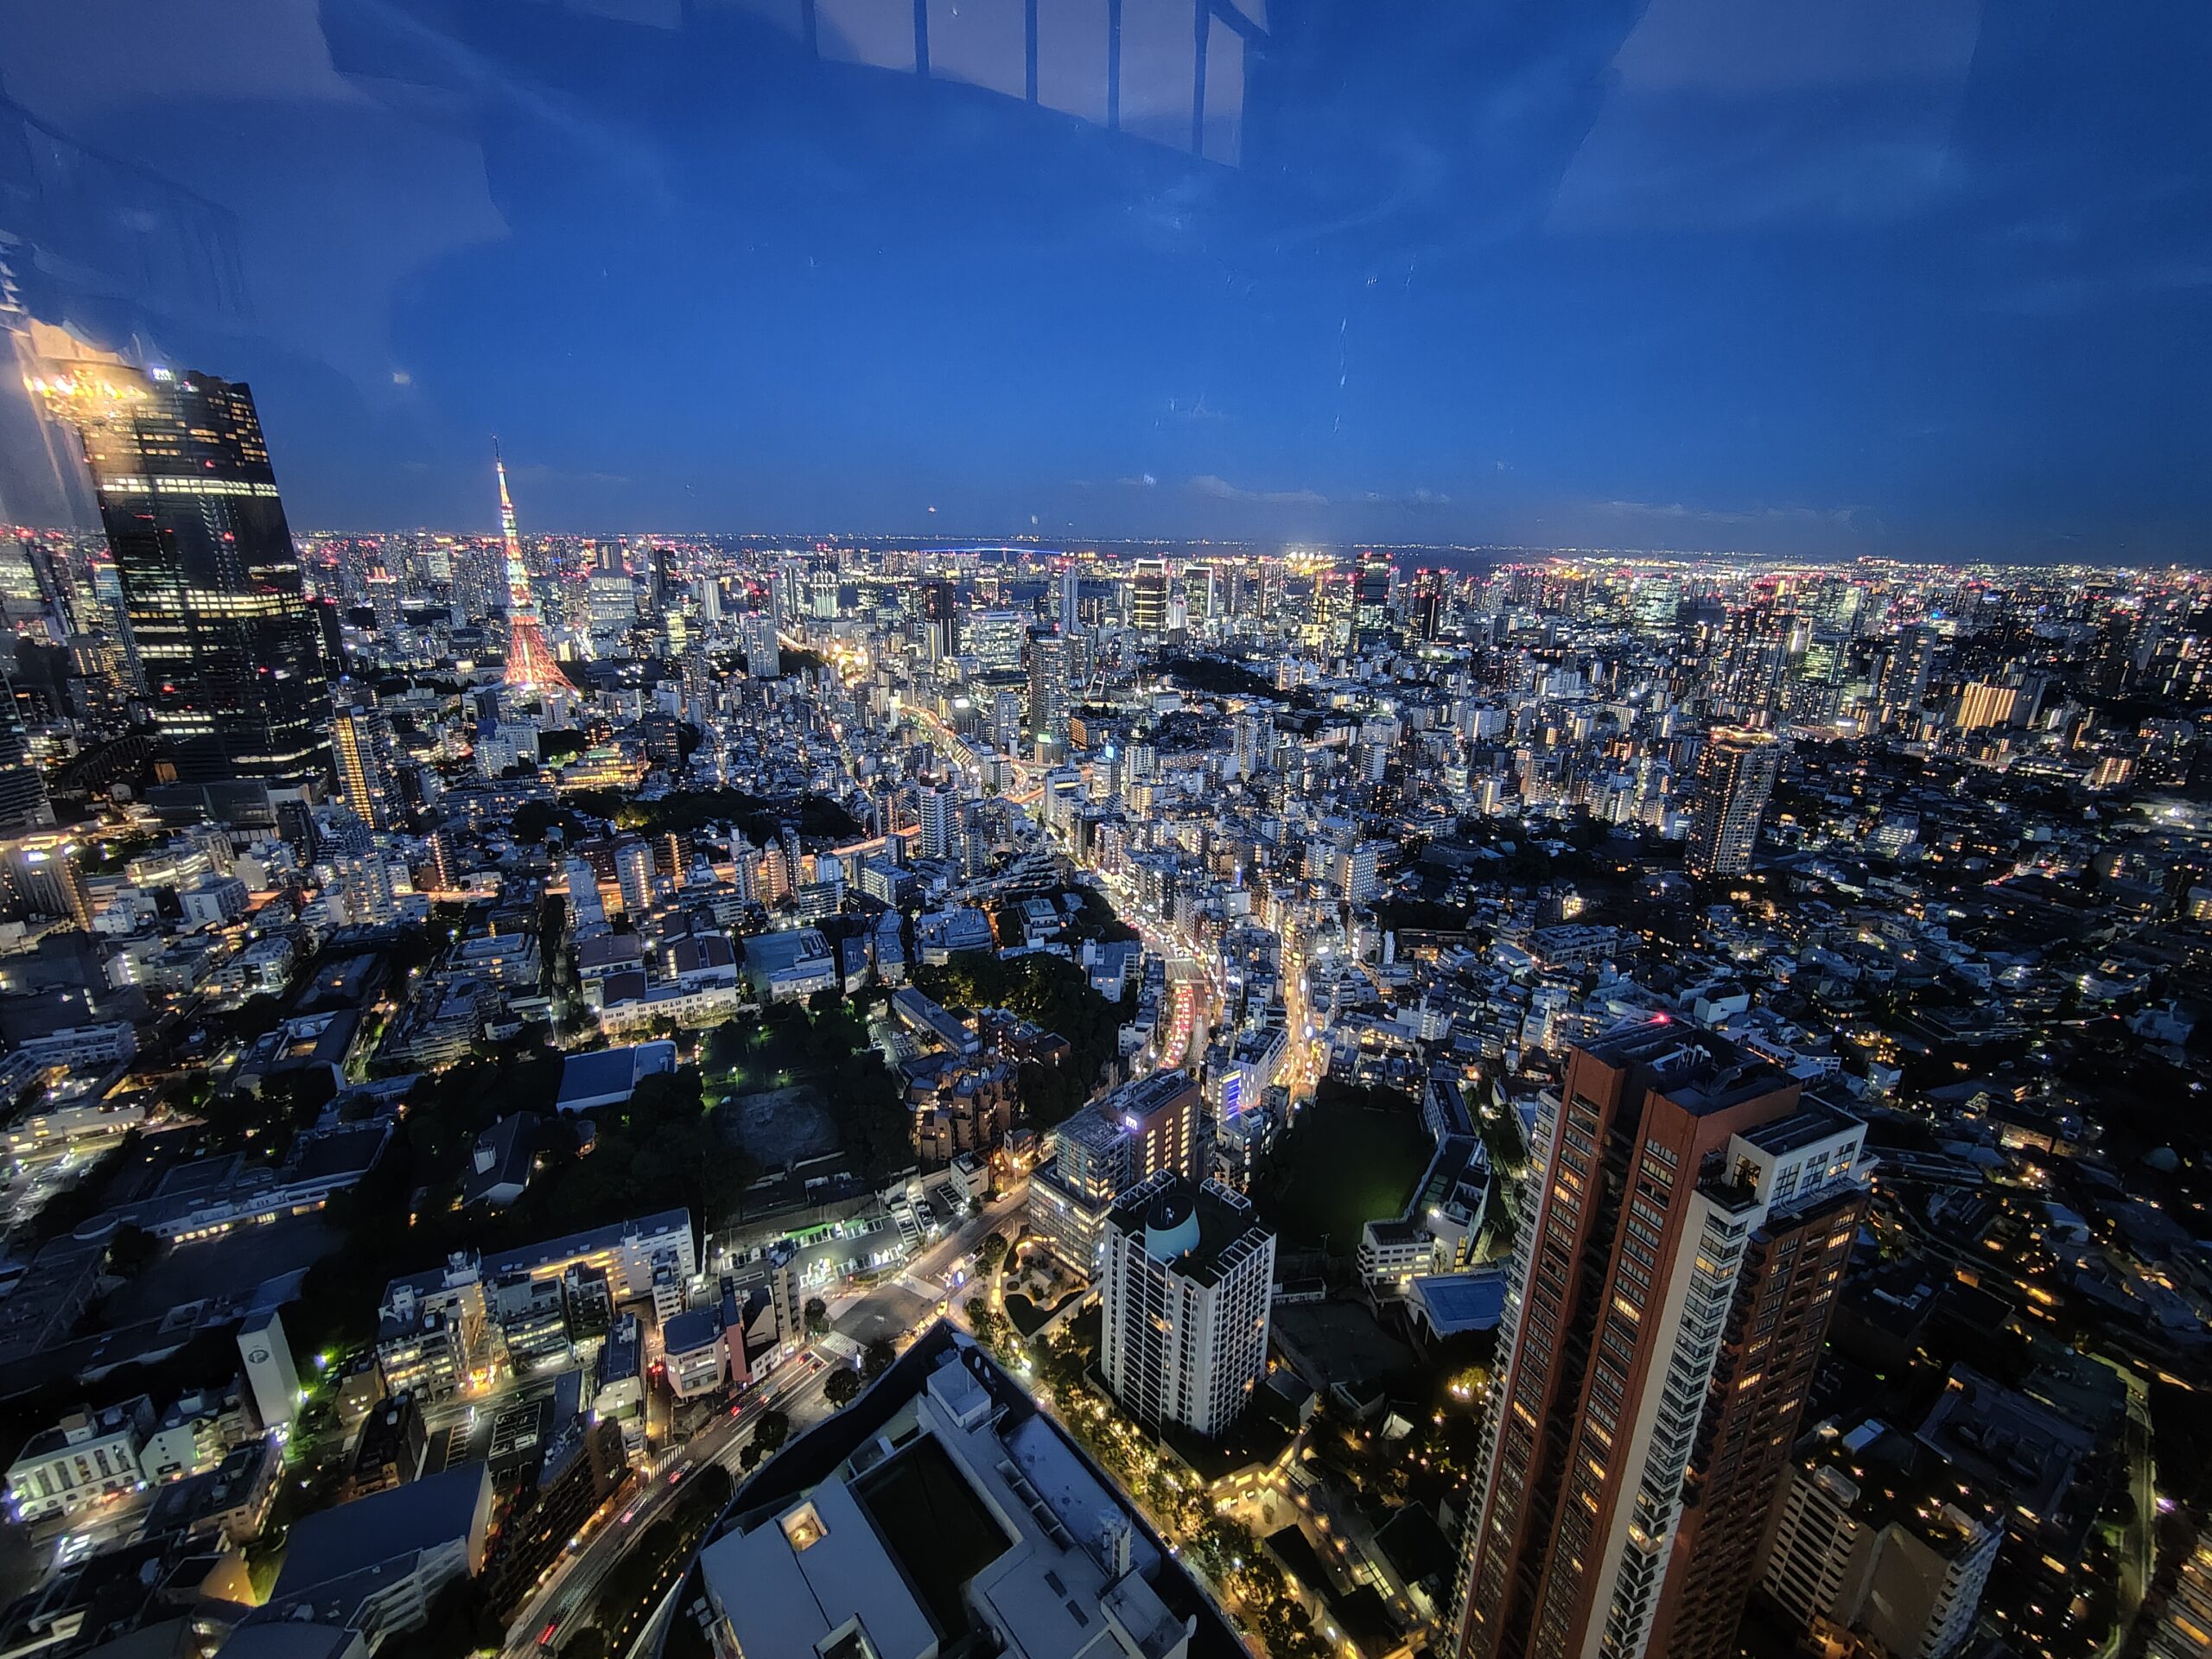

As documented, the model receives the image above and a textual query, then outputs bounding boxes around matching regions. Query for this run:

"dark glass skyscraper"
[1353,550,1395,649]
[32,345,329,822]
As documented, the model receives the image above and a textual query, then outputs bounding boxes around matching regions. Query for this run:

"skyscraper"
[1684,729,1782,880]
[0,674,53,833]
[967,609,1027,675]
[1027,632,1071,747]
[919,578,959,659]
[1877,625,1939,730]
[1411,568,1446,642]
[1452,1020,1867,1659]
[330,694,396,830]
[1352,550,1394,648]
[1184,561,1217,626]
[1100,1173,1274,1439]
[918,785,961,862]
[31,337,329,821]
[494,447,569,697]
[741,611,781,679]
[1129,563,1169,635]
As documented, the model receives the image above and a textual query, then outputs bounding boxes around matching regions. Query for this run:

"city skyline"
[0,423,2206,1658]
[1,9,2209,1659]
[2,7,2209,559]
[14,408,2205,570]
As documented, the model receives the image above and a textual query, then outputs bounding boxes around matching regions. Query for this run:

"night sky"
[2,0,2207,560]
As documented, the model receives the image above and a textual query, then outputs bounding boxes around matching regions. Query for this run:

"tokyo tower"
[494,443,570,695]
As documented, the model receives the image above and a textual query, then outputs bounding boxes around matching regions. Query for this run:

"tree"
[823,1366,861,1408]
[106,1224,158,1279]
[977,1232,1009,1273]
[804,1297,829,1337]
[861,1339,896,1382]
[512,799,562,842]
[752,1408,791,1453]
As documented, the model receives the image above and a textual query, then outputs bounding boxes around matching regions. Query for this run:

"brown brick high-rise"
[1452,1020,1867,1659]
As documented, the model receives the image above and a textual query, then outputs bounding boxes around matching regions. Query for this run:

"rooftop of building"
[1103,1068,1199,1122]
[696,1333,1209,1659]
[1057,1105,1131,1154]
[1411,1133,1485,1213]
[1408,1269,1510,1334]
[1799,1414,1998,1559]
[1582,1015,1793,1115]
[1742,1101,1865,1158]
[1915,1365,2097,1533]
[381,1207,691,1320]
[1107,1175,1273,1289]
[143,1436,278,1539]
[742,927,833,971]
[269,1462,488,1598]
[663,1307,721,1356]
[554,1040,677,1109]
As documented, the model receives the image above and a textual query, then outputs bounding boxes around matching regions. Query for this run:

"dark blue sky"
[3,0,2208,560]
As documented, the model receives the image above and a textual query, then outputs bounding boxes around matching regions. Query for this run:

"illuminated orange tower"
[495,442,569,696]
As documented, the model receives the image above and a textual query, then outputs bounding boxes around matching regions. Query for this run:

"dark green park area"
[1255,1077,1433,1255]
[911,950,1132,1126]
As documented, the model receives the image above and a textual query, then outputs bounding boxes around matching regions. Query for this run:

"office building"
[1453,1020,1868,1659]
[1684,729,1782,880]
[919,578,959,659]
[0,832,92,927]
[968,609,1027,675]
[1410,567,1446,642]
[4,1398,156,1522]
[1352,551,1393,648]
[1027,1071,1201,1275]
[32,337,330,821]
[1130,563,1169,635]
[1100,1174,1274,1439]
[0,678,52,832]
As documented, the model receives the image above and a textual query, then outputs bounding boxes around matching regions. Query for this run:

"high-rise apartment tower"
[1684,729,1782,880]
[1100,1174,1274,1439]
[1452,1020,1868,1659]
